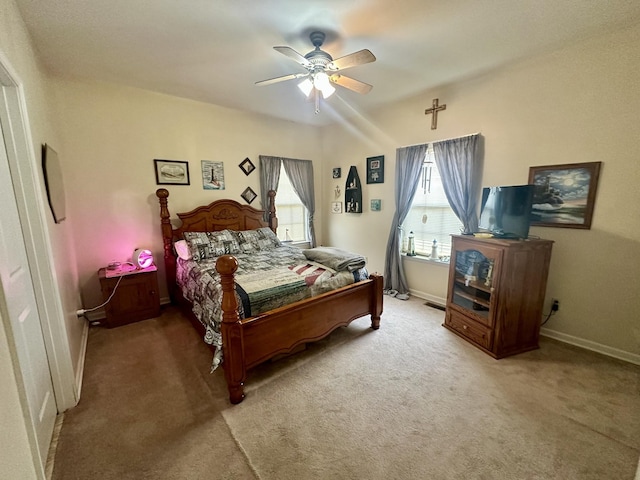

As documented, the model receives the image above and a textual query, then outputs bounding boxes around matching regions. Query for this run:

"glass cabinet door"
[449,243,502,324]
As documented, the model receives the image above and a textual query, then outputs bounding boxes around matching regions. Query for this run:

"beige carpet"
[52,297,640,479]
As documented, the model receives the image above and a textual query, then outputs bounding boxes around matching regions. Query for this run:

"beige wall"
[323,24,640,359]
[50,79,324,308]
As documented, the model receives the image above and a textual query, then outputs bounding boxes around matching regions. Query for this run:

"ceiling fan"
[256,31,376,113]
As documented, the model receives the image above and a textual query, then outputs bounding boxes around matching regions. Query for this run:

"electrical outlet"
[551,299,559,312]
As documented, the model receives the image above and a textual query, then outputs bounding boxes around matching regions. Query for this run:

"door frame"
[0,51,77,413]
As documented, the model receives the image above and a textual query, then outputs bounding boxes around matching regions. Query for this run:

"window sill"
[403,254,450,267]
[282,240,311,249]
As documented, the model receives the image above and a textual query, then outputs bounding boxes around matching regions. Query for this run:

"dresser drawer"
[445,309,493,350]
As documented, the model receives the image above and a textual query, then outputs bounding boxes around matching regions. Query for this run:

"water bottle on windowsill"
[407,231,416,256]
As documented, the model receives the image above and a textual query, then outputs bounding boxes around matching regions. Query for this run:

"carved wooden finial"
[216,254,239,276]
[425,98,446,130]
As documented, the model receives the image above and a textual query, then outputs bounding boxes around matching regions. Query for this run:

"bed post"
[369,273,384,330]
[216,255,246,404]
[267,189,278,233]
[156,189,178,302]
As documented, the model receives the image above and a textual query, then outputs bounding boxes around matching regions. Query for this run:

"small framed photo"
[371,199,381,211]
[366,155,384,184]
[239,157,256,176]
[202,160,225,190]
[528,161,602,229]
[154,159,190,185]
[332,167,341,179]
[241,186,257,204]
[331,201,343,214]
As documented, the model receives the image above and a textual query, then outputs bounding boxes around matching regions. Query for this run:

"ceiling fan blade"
[255,72,308,86]
[330,74,373,94]
[273,46,313,68]
[327,49,376,71]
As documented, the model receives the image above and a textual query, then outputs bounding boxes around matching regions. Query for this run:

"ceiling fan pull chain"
[314,90,320,114]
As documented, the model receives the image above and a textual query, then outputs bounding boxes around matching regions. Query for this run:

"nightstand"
[98,265,160,328]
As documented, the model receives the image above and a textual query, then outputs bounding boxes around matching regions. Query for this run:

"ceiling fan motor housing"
[305,31,333,68]
[309,31,326,48]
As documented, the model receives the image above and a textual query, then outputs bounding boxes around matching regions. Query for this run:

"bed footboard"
[216,254,383,404]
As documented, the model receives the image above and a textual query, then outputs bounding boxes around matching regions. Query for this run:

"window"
[402,145,462,260]
[276,164,307,242]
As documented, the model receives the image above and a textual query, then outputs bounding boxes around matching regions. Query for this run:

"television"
[478,185,535,239]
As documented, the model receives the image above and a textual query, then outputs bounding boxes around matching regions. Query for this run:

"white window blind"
[402,145,462,260]
[276,164,308,242]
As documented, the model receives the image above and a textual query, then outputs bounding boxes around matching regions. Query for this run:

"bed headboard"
[155,188,277,301]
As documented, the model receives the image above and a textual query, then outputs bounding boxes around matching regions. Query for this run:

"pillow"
[183,230,241,261]
[174,239,192,260]
[233,227,281,253]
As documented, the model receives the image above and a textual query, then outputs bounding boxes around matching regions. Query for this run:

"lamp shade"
[132,248,153,269]
[297,77,313,97]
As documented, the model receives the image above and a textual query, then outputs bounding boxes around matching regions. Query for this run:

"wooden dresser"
[444,235,553,358]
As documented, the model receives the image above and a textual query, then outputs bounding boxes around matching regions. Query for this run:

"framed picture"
[42,143,66,223]
[239,157,255,176]
[154,159,190,185]
[366,155,384,184]
[371,199,381,211]
[528,161,602,229]
[202,160,225,190]
[331,201,343,214]
[241,186,257,204]
[332,167,341,179]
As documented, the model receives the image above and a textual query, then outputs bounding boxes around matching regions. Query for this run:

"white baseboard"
[408,289,447,309]
[540,328,640,366]
[74,319,90,402]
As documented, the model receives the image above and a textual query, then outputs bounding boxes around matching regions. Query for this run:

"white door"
[0,118,57,468]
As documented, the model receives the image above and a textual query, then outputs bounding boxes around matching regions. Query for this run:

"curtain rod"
[400,132,480,149]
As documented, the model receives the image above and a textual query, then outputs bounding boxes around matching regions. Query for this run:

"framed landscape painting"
[154,159,190,185]
[528,161,602,229]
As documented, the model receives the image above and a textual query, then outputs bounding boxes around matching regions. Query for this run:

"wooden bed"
[156,188,383,404]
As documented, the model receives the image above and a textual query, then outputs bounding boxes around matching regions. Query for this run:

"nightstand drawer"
[445,309,492,350]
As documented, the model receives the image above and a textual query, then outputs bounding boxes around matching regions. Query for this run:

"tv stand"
[444,235,553,358]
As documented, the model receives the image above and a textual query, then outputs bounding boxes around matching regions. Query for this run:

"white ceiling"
[15,0,640,126]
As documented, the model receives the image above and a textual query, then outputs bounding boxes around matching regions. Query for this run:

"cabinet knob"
[462,324,468,330]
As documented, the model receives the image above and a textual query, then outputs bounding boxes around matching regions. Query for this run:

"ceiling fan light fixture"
[314,72,335,98]
[298,77,314,97]
[320,83,335,99]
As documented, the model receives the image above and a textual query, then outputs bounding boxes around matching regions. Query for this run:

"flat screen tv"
[478,185,535,239]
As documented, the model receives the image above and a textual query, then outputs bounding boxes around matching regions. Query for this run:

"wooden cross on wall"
[425,98,446,130]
